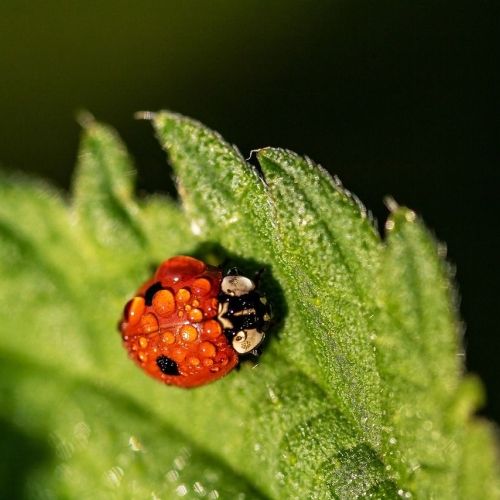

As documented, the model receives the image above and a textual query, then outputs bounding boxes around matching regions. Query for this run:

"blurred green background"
[0,1,497,421]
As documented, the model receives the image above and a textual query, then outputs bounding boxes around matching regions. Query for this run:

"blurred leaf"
[73,115,147,250]
[375,207,480,498]
[459,420,500,499]
[0,112,498,499]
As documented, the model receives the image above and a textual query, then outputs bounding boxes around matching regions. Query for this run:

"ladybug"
[119,255,271,388]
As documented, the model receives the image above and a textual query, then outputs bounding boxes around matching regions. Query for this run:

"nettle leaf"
[0,112,498,499]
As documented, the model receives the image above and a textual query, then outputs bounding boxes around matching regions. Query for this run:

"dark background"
[1,1,498,421]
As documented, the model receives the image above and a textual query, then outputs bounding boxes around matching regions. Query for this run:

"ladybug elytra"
[119,255,271,388]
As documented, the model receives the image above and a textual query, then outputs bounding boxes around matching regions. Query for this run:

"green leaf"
[0,111,498,499]
[256,148,383,442]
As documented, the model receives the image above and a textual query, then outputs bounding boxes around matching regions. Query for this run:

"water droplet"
[55,463,74,481]
[275,471,285,484]
[405,210,416,222]
[385,219,395,231]
[397,489,412,498]
[193,481,206,496]
[51,433,74,460]
[174,447,191,470]
[176,484,188,496]
[191,220,202,236]
[129,435,143,452]
[166,470,179,483]
[204,470,219,484]
[267,385,279,404]
[423,420,433,431]
[106,466,124,488]
[73,421,91,447]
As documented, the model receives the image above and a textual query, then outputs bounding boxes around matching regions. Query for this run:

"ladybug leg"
[239,349,261,363]
[253,268,265,287]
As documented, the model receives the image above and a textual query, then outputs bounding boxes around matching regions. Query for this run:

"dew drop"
[128,435,143,452]
[51,434,74,461]
[73,421,91,447]
[267,386,279,404]
[385,220,395,231]
[174,455,187,471]
[204,470,219,484]
[176,484,188,497]
[166,470,179,483]
[423,420,433,431]
[405,210,416,222]
[191,220,202,236]
[106,466,124,488]
[193,481,206,496]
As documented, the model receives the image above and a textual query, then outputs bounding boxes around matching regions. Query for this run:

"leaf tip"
[75,109,96,129]
[75,112,118,144]
[149,110,194,141]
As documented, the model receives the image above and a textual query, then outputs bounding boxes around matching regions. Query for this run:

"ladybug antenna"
[226,267,240,276]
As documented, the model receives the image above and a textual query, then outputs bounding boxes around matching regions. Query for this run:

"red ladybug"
[119,256,271,388]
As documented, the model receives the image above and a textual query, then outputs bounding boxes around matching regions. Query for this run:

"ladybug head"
[218,270,271,355]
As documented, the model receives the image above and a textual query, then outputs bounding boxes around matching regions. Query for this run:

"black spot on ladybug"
[156,355,180,376]
[144,282,163,306]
